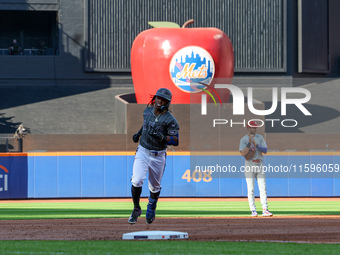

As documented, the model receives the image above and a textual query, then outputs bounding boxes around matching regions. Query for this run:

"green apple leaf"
[148,21,180,28]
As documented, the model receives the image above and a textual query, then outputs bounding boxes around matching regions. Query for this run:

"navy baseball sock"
[150,191,160,201]
[131,185,142,209]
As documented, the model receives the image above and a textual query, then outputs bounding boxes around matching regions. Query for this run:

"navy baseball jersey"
[139,107,179,151]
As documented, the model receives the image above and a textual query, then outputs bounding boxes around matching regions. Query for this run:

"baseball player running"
[239,120,273,217]
[128,88,179,224]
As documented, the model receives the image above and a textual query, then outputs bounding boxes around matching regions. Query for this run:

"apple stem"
[182,19,194,28]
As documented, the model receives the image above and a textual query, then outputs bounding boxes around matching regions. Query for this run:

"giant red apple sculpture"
[131,19,234,104]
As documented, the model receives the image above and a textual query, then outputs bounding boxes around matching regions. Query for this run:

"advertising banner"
[0,155,28,199]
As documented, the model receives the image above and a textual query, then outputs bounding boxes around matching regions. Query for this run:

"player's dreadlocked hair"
[147,94,156,108]
[147,95,171,112]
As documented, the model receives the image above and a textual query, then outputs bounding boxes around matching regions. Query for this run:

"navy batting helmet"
[155,88,172,101]
[155,88,172,110]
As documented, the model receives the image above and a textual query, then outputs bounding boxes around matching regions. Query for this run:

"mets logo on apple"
[169,46,215,93]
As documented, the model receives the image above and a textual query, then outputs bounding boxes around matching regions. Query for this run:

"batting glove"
[148,129,167,143]
[132,133,140,143]
[132,127,143,143]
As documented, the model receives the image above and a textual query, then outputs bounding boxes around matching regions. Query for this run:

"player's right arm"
[132,126,143,143]
[239,136,251,157]
[240,145,251,157]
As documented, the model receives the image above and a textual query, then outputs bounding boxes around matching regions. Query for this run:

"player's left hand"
[148,127,167,143]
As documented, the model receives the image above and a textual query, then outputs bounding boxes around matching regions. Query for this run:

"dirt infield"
[1,217,340,243]
[1,198,340,243]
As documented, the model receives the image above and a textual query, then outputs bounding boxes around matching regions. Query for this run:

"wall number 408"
[181,169,212,183]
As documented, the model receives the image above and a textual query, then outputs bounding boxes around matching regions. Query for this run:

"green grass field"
[0,240,340,255]
[0,200,339,220]
[0,199,339,254]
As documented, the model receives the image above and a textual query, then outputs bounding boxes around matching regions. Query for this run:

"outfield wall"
[0,152,340,199]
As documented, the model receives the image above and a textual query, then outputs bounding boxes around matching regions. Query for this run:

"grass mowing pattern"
[0,200,340,254]
[0,240,340,255]
[0,200,339,220]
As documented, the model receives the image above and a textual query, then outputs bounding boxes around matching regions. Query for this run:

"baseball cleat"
[146,212,155,224]
[128,208,142,224]
[262,209,273,217]
[251,210,258,217]
[146,198,157,224]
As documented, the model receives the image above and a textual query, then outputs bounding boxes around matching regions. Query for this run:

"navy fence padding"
[0,155,28,199]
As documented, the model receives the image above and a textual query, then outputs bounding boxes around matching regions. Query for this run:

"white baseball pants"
[131,145,167,193]
[244,160,268,211]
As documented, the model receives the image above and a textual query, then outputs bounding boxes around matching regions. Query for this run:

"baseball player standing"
[128,88,179,224]
[239,120,273,217]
